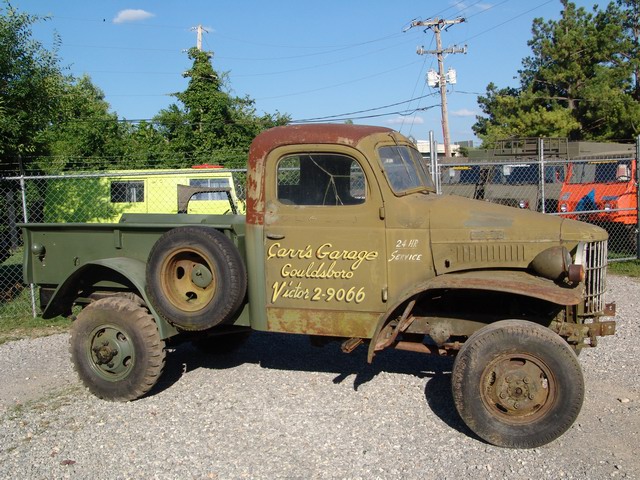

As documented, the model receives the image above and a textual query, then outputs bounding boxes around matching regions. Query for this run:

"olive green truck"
[22,124,615,448]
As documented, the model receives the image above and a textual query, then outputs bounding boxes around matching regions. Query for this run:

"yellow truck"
[43,165,242,223]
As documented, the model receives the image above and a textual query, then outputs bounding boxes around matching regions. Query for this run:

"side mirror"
[616,164,631,181]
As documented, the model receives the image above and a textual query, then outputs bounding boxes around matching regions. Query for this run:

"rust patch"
[266,307,378,338]
[604,302,616,316]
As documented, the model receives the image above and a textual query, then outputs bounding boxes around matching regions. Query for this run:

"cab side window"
[277,154,365,206]
[189,178,231,201]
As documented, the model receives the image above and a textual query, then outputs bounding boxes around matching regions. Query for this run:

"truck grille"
[580,240,607,315]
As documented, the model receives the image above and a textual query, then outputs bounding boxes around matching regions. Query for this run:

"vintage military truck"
[22,124,615,449]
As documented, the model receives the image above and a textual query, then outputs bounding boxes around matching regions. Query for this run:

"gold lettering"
[271,281,288,302]
[271,281,309,303]
[315,243,378,270]
[267,242,313,261]
[388,250,423,262]
[281,261,354,280]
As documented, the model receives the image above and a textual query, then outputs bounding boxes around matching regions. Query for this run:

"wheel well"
[410,287,564,328]
[368,287,566,362]
[43,264,141,319]
[43,262,178,340]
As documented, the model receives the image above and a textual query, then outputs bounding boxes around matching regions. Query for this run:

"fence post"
[18,156,37,318]
[636,136,640,260]
[429,130,441,194]
[538,138,546,213]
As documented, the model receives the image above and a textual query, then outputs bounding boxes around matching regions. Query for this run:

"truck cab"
[559,157,637,252]
[244,125,608,341]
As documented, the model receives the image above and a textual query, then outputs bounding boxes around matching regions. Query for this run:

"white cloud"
[113,9,155,24]
[451,108,477,117]
[386,116,425,126]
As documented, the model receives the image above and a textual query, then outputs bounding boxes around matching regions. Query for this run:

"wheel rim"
[159,247,217,312]
[480,353,556,424]
[87,323,135,382]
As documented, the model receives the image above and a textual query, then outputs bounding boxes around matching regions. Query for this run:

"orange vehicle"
[559,157,638,251]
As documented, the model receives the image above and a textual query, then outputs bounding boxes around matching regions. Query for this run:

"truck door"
[263,148,387,339]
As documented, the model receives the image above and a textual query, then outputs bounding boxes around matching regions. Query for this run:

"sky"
[16,0,601,146]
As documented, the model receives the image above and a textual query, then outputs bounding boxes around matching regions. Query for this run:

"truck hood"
[422,194,606,274]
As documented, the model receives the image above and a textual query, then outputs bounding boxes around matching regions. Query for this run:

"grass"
[0,288,69,345]
[608,259,640,277]
[0,317,70,346]
[0,248,70,345]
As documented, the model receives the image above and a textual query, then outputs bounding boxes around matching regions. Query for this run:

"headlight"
[530,246,573,282]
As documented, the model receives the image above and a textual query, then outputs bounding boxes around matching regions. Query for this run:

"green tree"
[0,2,64,172]
[473,0,640,145]
[473,83,580,144]
[617,0,640,101]
[121,120,168,170]
[154,48,289,167]
[37,75,127,172]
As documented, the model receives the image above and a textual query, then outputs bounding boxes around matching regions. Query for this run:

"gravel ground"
[0,275,638,479]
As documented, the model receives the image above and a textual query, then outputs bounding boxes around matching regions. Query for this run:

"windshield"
[568,160,632,184]
[378,145,435,194]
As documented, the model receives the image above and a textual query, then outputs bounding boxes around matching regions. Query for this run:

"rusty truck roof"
[249,123,394,164]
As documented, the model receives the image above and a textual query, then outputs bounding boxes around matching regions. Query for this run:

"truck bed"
[21,213,246,288]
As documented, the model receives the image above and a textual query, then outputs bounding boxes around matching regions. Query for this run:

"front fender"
[420,270,583,306]
[367,270,583,362]
[42,257,177,339]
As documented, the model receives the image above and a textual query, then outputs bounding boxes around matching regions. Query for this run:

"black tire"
[451,320,584,448]
[192,331,252,355]
[70,297,166,401]
[145,226,247,331]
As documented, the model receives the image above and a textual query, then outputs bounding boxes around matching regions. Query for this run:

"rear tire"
[70,297,166,401]
[451,320,584,448]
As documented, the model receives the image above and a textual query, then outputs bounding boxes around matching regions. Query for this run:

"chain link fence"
[0,167,249,320]
[1,151,638,319]
[438,158,568,212]
[435,153,639,260]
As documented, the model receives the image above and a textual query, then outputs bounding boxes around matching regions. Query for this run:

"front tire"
[70,297,166,401]
[451,320,584,448]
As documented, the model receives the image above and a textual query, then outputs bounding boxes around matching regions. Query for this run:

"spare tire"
[145,226,247,331]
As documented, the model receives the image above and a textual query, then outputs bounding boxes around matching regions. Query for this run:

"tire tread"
[70,296,166,402]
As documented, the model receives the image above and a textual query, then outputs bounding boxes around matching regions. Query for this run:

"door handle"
[266,233,286,240]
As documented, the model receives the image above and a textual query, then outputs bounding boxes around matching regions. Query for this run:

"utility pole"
[191,24,210,51]
[409,18,466,158]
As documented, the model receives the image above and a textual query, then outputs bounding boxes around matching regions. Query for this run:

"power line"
[461,0,555,44]
[290,92,440,123]
[405,50,433,137]
[255,60,422,100]
[38,90,441,127]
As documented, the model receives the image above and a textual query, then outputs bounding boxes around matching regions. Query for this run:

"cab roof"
[249,123,395,166]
